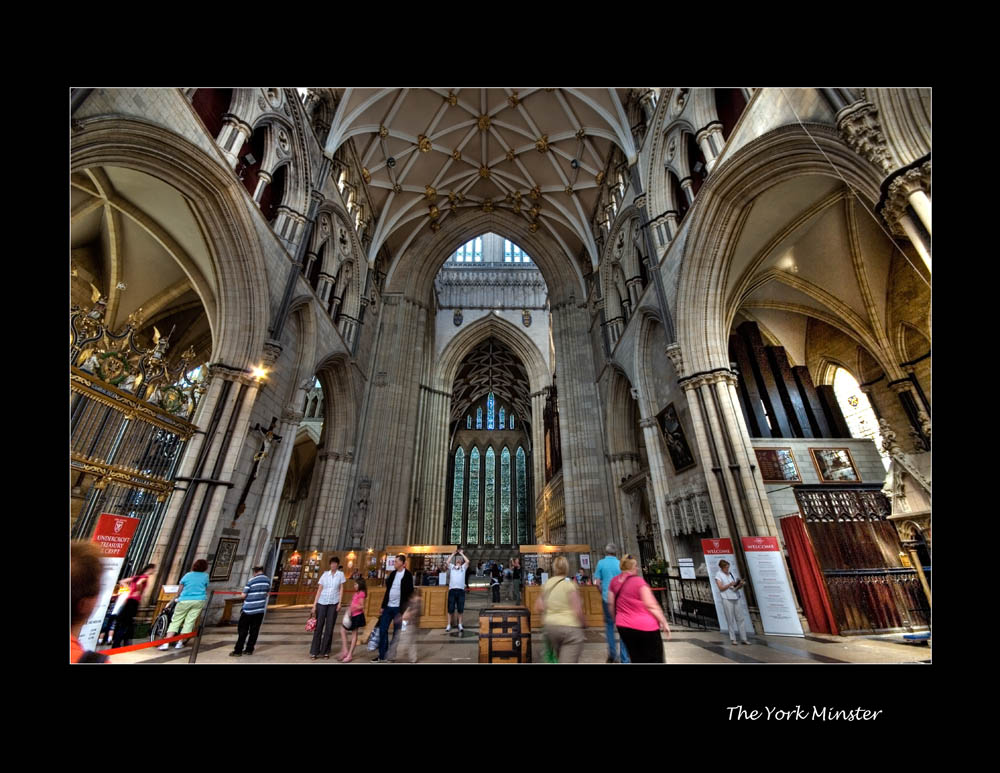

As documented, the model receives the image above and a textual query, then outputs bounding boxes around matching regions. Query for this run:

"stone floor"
[100,597,931,665]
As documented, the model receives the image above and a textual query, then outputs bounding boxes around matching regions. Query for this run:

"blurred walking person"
[71,541,110,663]
[607,555,671,663]
[111,563,155,649]
[535,556,586,663]
[593,543,629,663]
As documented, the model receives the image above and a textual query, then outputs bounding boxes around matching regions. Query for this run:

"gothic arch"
[71,116,270,369]
[434,313,550,395]
[250,113,309,218]
[384,207,586,306]
[675,123,884,376]
[606,366,640,456]
[313,352,358,455]
[633,309,670,419]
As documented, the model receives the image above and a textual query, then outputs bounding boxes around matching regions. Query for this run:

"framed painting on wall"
[659,403,696,473]
[754,448,801,483]
[210,537,239,581]
[809,447,862,483]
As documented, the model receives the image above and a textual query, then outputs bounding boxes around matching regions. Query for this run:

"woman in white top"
[715,559,750,645]
[310,556,345,659]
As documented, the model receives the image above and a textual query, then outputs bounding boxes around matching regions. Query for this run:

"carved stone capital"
[634,193,648,211]
[261,340,283,367]
[639,416,659,429]
[664,343,685,377]
[836,101,892,175]
[282,409,305,425]
[880,160,931,234]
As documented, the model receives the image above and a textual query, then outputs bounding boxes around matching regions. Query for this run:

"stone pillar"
[550,300,614,549]
[351,295,428,548]
[316,273,335,305]
[880,160,932,272]
[304,449,356,550]
[253,171,272,204]
[245,408,302,567]
[149,363,262,585]
[303,252,319,281]
[680,178,696,206]
[639,415,677,567]
[530,389,547,498]
[626,276,643,308]
[888,379,931,452]
[695,123,725,171]
[411,384,451,544]
[218,116,252,169]
[608,453,641,557]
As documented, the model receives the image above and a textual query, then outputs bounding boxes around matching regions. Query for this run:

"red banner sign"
[701,538,734,555]
[92,513,140,558]
[741,536,780,552]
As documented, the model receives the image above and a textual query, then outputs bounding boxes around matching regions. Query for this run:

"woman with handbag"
[607,555,670,663]
[309,556,345,660]
[337,578,367,662]
[535,556,586,663]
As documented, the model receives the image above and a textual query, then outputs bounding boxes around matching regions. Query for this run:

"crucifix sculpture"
[233,416,283,524]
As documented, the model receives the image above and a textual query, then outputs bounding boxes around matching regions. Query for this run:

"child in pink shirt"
[339,579,367,662]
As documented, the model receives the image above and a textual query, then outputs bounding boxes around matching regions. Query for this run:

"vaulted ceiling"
[324,88,637,272]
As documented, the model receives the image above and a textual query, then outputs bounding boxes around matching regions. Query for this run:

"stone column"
[218,116,252,169]
[608,453,640,557]
[880,160,932,273]
[530,389,547,498]
[303,252,319,281]
[411,384,451,544]
[316,273,335,305]
[626,277,643,308]
[253,171,272,204]
[550,300,614,550]
[695,122,725,172]
[680,178,696,206]
[245,408,302,567]
[149,363,262,586]
[305,449,356,550]
[351,295,428,549]
[639,415,677,566]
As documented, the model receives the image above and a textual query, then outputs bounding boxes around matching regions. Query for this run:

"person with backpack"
[606,555,671,663]
[535,556,586,663]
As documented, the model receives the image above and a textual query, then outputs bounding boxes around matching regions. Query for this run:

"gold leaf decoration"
[452,148,462,161]
[428,204,440,219]
[446,92,458,106]
[529,186,541,200]
[564,185,574,195]
[379,125,389,138]
[535,135,549,153]
[595,170,605,185]
[478,114,491,131]
[508,91,520,108]
[506,148,516,162]
[430,221,441,232]
[576,128,586,140]
[392,183,402,194]
[417,135,432,153]
[529,221,539,232]
[424,185,437,200]
[482,199,494,213]
[479,166,490,179]
[361,167,371,184]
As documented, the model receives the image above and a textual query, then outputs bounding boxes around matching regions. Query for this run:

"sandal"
[342,655,353,663]
[310,655,318,660]
[323,654,330,659]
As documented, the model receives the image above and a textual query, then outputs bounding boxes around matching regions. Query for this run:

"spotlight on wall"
[244,153,258,166]
[570,158,579,169]
[386,157,396,168]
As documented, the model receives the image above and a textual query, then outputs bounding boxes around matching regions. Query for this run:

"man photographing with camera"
[445,547,470,633]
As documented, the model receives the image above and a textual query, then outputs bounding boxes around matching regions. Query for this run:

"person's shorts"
[448,588,466,613]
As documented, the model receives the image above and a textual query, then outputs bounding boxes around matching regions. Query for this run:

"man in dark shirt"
[512,558,522,604]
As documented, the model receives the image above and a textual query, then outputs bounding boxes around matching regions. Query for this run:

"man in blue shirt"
[231,566,271,656]
[593,543,630,663]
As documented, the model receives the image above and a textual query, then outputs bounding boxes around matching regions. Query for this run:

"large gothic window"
[516,446,527,544]
[499,406,505,428]
[450,448,465,543]
[467,447,480,544]
[476,407,483,429]
[487,391,495,430]
[484,447,496,544]
[833,367,890,470]
[500,447,512,544]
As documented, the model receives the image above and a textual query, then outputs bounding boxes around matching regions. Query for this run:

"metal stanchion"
[187,590,214,664]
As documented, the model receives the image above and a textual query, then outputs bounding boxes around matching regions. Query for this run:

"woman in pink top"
[111,563,155,649]
[607,556,670,663]
[338,579,367,662]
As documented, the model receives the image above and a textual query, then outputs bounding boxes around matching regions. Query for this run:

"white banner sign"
[78,514,140,652]
[579,553,590,570]
[700,539,752,635]
[741,537,804,637]
[678,557,696,580]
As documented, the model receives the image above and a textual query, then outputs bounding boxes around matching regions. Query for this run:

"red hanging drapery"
[780,514,839,635]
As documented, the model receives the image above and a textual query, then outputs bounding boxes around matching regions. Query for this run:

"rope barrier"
[102,632,197,656]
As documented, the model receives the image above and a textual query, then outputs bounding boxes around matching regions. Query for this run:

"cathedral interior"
[70,87,930,656]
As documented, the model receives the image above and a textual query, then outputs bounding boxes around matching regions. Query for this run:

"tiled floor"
[101,603,931,665]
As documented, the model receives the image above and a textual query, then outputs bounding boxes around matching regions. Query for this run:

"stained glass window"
[509,414,514,430]
[484,448,495,544]
[476,407,483,429]
[833,367,890,471]
[516,446,527,544]
[499,407,505,428]
[500,447,511,544]
[451,448,465,543]
[487,392,495,430]
[467,415,472,429]
[467,447,480,545]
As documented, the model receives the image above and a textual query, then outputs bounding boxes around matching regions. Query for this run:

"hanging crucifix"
[232,416,283,525]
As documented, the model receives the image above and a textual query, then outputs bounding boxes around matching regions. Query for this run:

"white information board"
[740,536,804,637]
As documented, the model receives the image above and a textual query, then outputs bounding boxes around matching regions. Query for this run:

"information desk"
[522,582,604,630]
